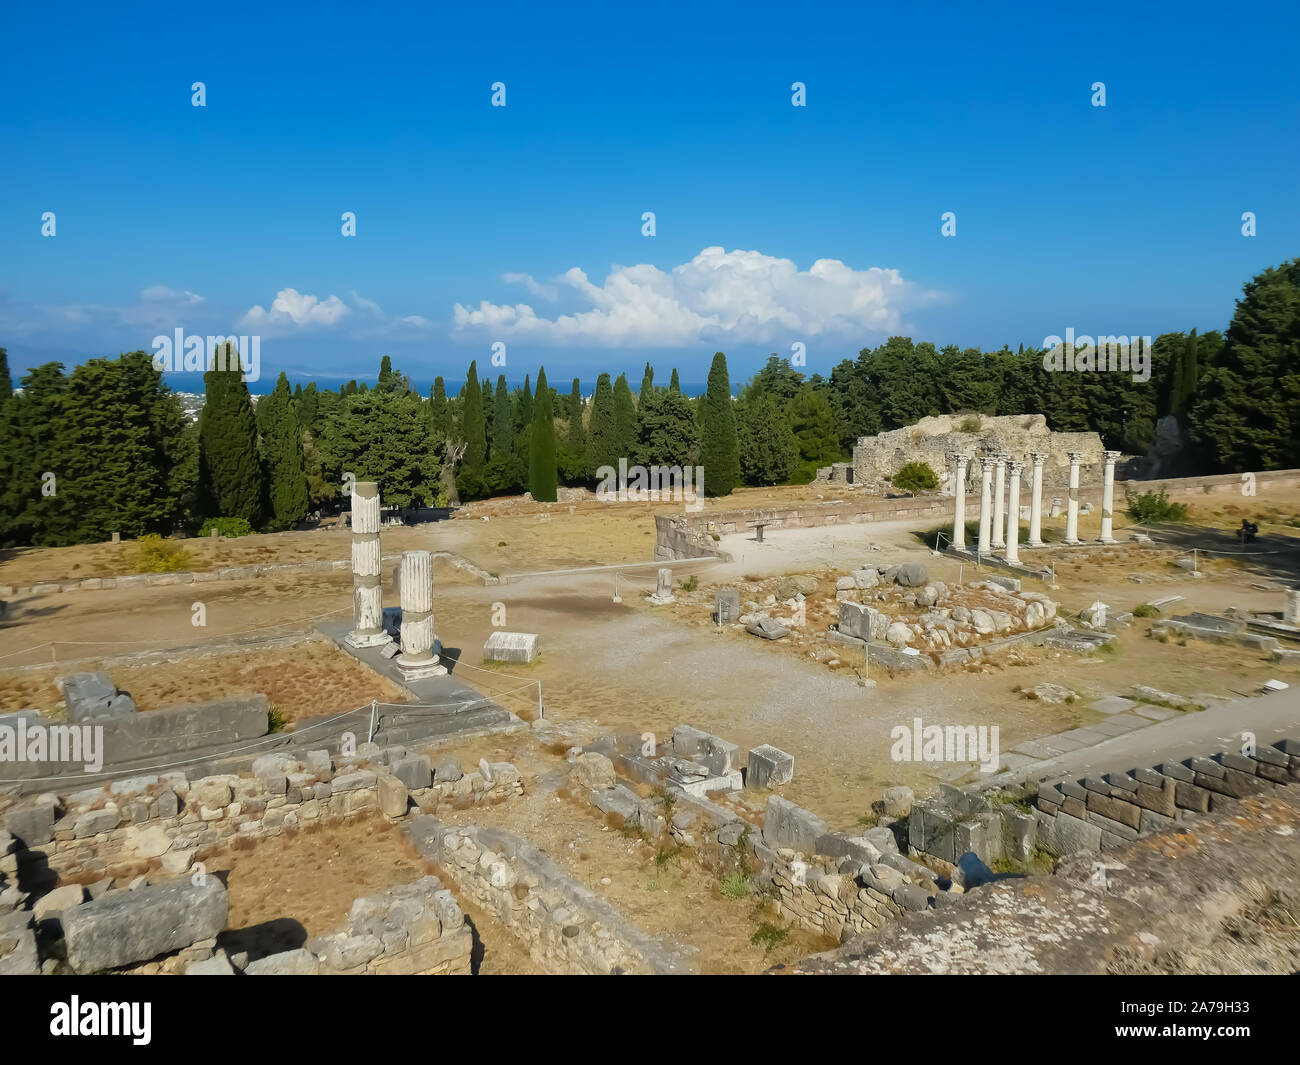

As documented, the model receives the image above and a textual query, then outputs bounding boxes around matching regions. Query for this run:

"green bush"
[721,872,751,899]
[134,534,192,573]
[892,461,939,494]
[198,516,254,538]
[957,415,981,432]
[1132,603,1159,618]
[1124,488,1187,523]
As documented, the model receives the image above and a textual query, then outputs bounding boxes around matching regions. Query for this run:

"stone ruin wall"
[851,414,1105,490]
[0,746,522,974]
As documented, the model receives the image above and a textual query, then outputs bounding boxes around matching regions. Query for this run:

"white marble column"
[649,567,675,605]
[1064,452,1083,545]
[1098,450,1120,544]
[1005,461,1023,564]
[950,453,969,549]
[991,454,1007,549]
[345,481,391,648]
[1027,452,1047,547]
[977,458,993,555]
[395,550,446,678]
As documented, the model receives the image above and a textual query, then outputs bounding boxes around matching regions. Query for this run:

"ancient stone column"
[977,458,993,555]
[345,481,390,647]
[991,454,1007,549]
[1027,452,1047,547]
[395,550,446,678]
[649,567,675,605]
[1285,589,1300,626]
[1064,452,1083,545]
[1098,450,1120,544]
[1005,461,1023,564]
[950,453,969,550]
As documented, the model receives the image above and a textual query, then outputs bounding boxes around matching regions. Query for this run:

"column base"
[1063,538,1082,546]
[396,653,448,680]
[1097,537,1117,545]
[1025,539,1045,548]
[990,542,1005,551]
[648,594,676,605]
[345,631,393,649]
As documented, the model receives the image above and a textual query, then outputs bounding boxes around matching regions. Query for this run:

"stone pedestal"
[346,482,391,648]
[991,455,1007,549]
[1098,450,1120,543]
[395,550,446,679]
[1027,452,1046,547]
[649,568,675,605]
[1005,461,1023,565]
[950,453,969,549]
[1064,453,1083,545]
[977,459,993,555]
[1285,589,1300,626]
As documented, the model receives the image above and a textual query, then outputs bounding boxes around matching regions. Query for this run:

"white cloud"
[241,288,350,330]
[454,247,936,347]
[140,285,204,305]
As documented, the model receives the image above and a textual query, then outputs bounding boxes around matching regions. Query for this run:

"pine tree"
[788,386,841,482]
[613,373,637,460]
[528,367,558,501]
[461,361,486,471]
[198,343,262,525]
[698,352,740,496]
[493,375,513,456]
[262,372,310,530]
[586,373,617,475]
[739,393,798,485]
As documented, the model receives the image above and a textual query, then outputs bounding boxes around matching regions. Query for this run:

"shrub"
[1132,603,1159,618]
[134,534,191,573]
[750,922,789,953]
[892,461,939,494]
[1125,488,1187,523]
[267,704,287,734]
[721,872,751,899]
[957,415,981,433]
[682,575,699,592]
[198,516,253,538]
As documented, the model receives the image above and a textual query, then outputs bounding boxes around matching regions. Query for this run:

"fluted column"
[1064,452,1083,545]
[1098,450,1120,543]
[346,482,390,648]
[991,454,1007,549]
[950,453,969,549]
[1027,452,1047,547]
[395,549,446,678]
[1005,461,1023,564]
[977,458,993,555]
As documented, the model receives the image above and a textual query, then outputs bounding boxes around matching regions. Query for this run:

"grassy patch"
[750,921,790,954]
[720,871,751,899]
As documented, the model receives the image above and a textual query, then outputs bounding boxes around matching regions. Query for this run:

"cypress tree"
[567,378,585,453]
[0,347,12,403]
[586,373,617,475]
[263,372,309,530]
[518,374,533,432]
[1181,329,1200,409]
[528,367,558,501]
[461,361,486,471]
[699,352,740,496]
[613,373,637,460]
[429,377,448,439]
[198,342,262,524]
[639,362,654,401]
[493,374,514,455]
[669,367,681,395]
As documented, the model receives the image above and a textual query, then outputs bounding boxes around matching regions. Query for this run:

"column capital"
[1030,451,1047,466]
[1066,450,1085,463]
[1008,460,1024,474]
[1103,449,1121,462]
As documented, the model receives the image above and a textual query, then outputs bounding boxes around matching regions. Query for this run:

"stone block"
[746,744,794,791]
[63,878,228,973]
[482,631,540,664]
[392,754,433,791]
[376,773,409,818]
[763,795,829,855]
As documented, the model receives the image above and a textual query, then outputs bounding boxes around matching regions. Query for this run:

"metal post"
[368,699,377,744]
[537,682,543,720]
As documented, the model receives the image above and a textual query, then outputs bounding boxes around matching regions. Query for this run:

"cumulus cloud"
[454,247,936,347]
[241,288,350,330]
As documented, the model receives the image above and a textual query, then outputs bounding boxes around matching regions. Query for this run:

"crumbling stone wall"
[408,815,695,975]
[851,414,1104,489]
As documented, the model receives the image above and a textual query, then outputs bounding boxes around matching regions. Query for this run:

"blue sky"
[2,0,1297,393]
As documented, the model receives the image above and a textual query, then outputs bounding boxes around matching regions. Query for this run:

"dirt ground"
[0,637,408,720]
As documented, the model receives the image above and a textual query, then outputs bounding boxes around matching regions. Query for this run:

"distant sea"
[235,378,714,399]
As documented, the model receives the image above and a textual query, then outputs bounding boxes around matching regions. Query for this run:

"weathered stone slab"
[63,878,228,973]
[482,631,540,663]
[763,795,829,854]
[746,744,794,791]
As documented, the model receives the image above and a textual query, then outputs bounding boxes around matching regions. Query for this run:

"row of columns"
[950,450,1120,562]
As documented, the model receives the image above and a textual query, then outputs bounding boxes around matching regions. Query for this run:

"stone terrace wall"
[408,815,695,975]
[655,496,949,561]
